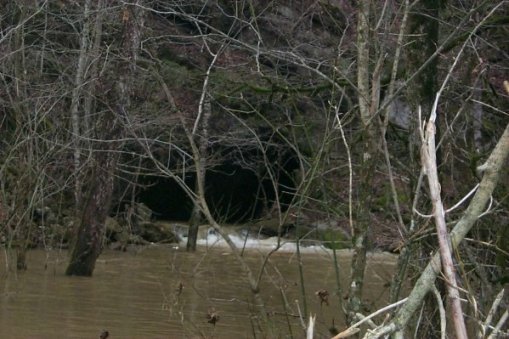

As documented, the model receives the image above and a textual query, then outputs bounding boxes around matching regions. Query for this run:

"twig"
[296,299,306,329]
[480,288,505,337]
[445,184,479,213]
[432,285,446,339]
[478,195,494,218]
[333,106,353,236]
[332,298,408,339]
[487,310,509,339]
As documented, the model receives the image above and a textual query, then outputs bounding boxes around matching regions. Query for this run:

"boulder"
[138,221,178,243]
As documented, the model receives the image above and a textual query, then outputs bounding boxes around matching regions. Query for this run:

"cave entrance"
[137,149,298,224]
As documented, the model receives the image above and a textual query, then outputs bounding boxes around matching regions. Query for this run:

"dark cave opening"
[136,152,299,224]
[137,174,195,221]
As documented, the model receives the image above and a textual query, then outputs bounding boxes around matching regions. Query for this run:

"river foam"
[177,227,328,253]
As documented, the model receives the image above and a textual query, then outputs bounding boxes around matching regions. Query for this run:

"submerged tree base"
[66,253,97,277]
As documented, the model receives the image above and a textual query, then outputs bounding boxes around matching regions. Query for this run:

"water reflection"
[0,246,396,338]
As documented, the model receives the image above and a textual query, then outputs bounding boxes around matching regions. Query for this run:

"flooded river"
[0,245,397,338]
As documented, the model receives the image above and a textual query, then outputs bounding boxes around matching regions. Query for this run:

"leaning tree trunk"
[66,0,144,276]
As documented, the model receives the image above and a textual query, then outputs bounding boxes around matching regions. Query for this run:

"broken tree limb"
[364,120,509,339]
[421,107,468,338]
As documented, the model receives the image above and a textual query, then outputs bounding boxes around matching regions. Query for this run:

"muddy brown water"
[0,245,397,338]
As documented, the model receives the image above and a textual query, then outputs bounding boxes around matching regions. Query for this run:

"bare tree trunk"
[70,0,91,210]
[10,3,34,271]
[187,98,211,251]
[83,0,104,137]
[187,45,219,251]
[66,0,144,276]
[187,202,201,252]
[346,0,378,323]
[66,126,118,275]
